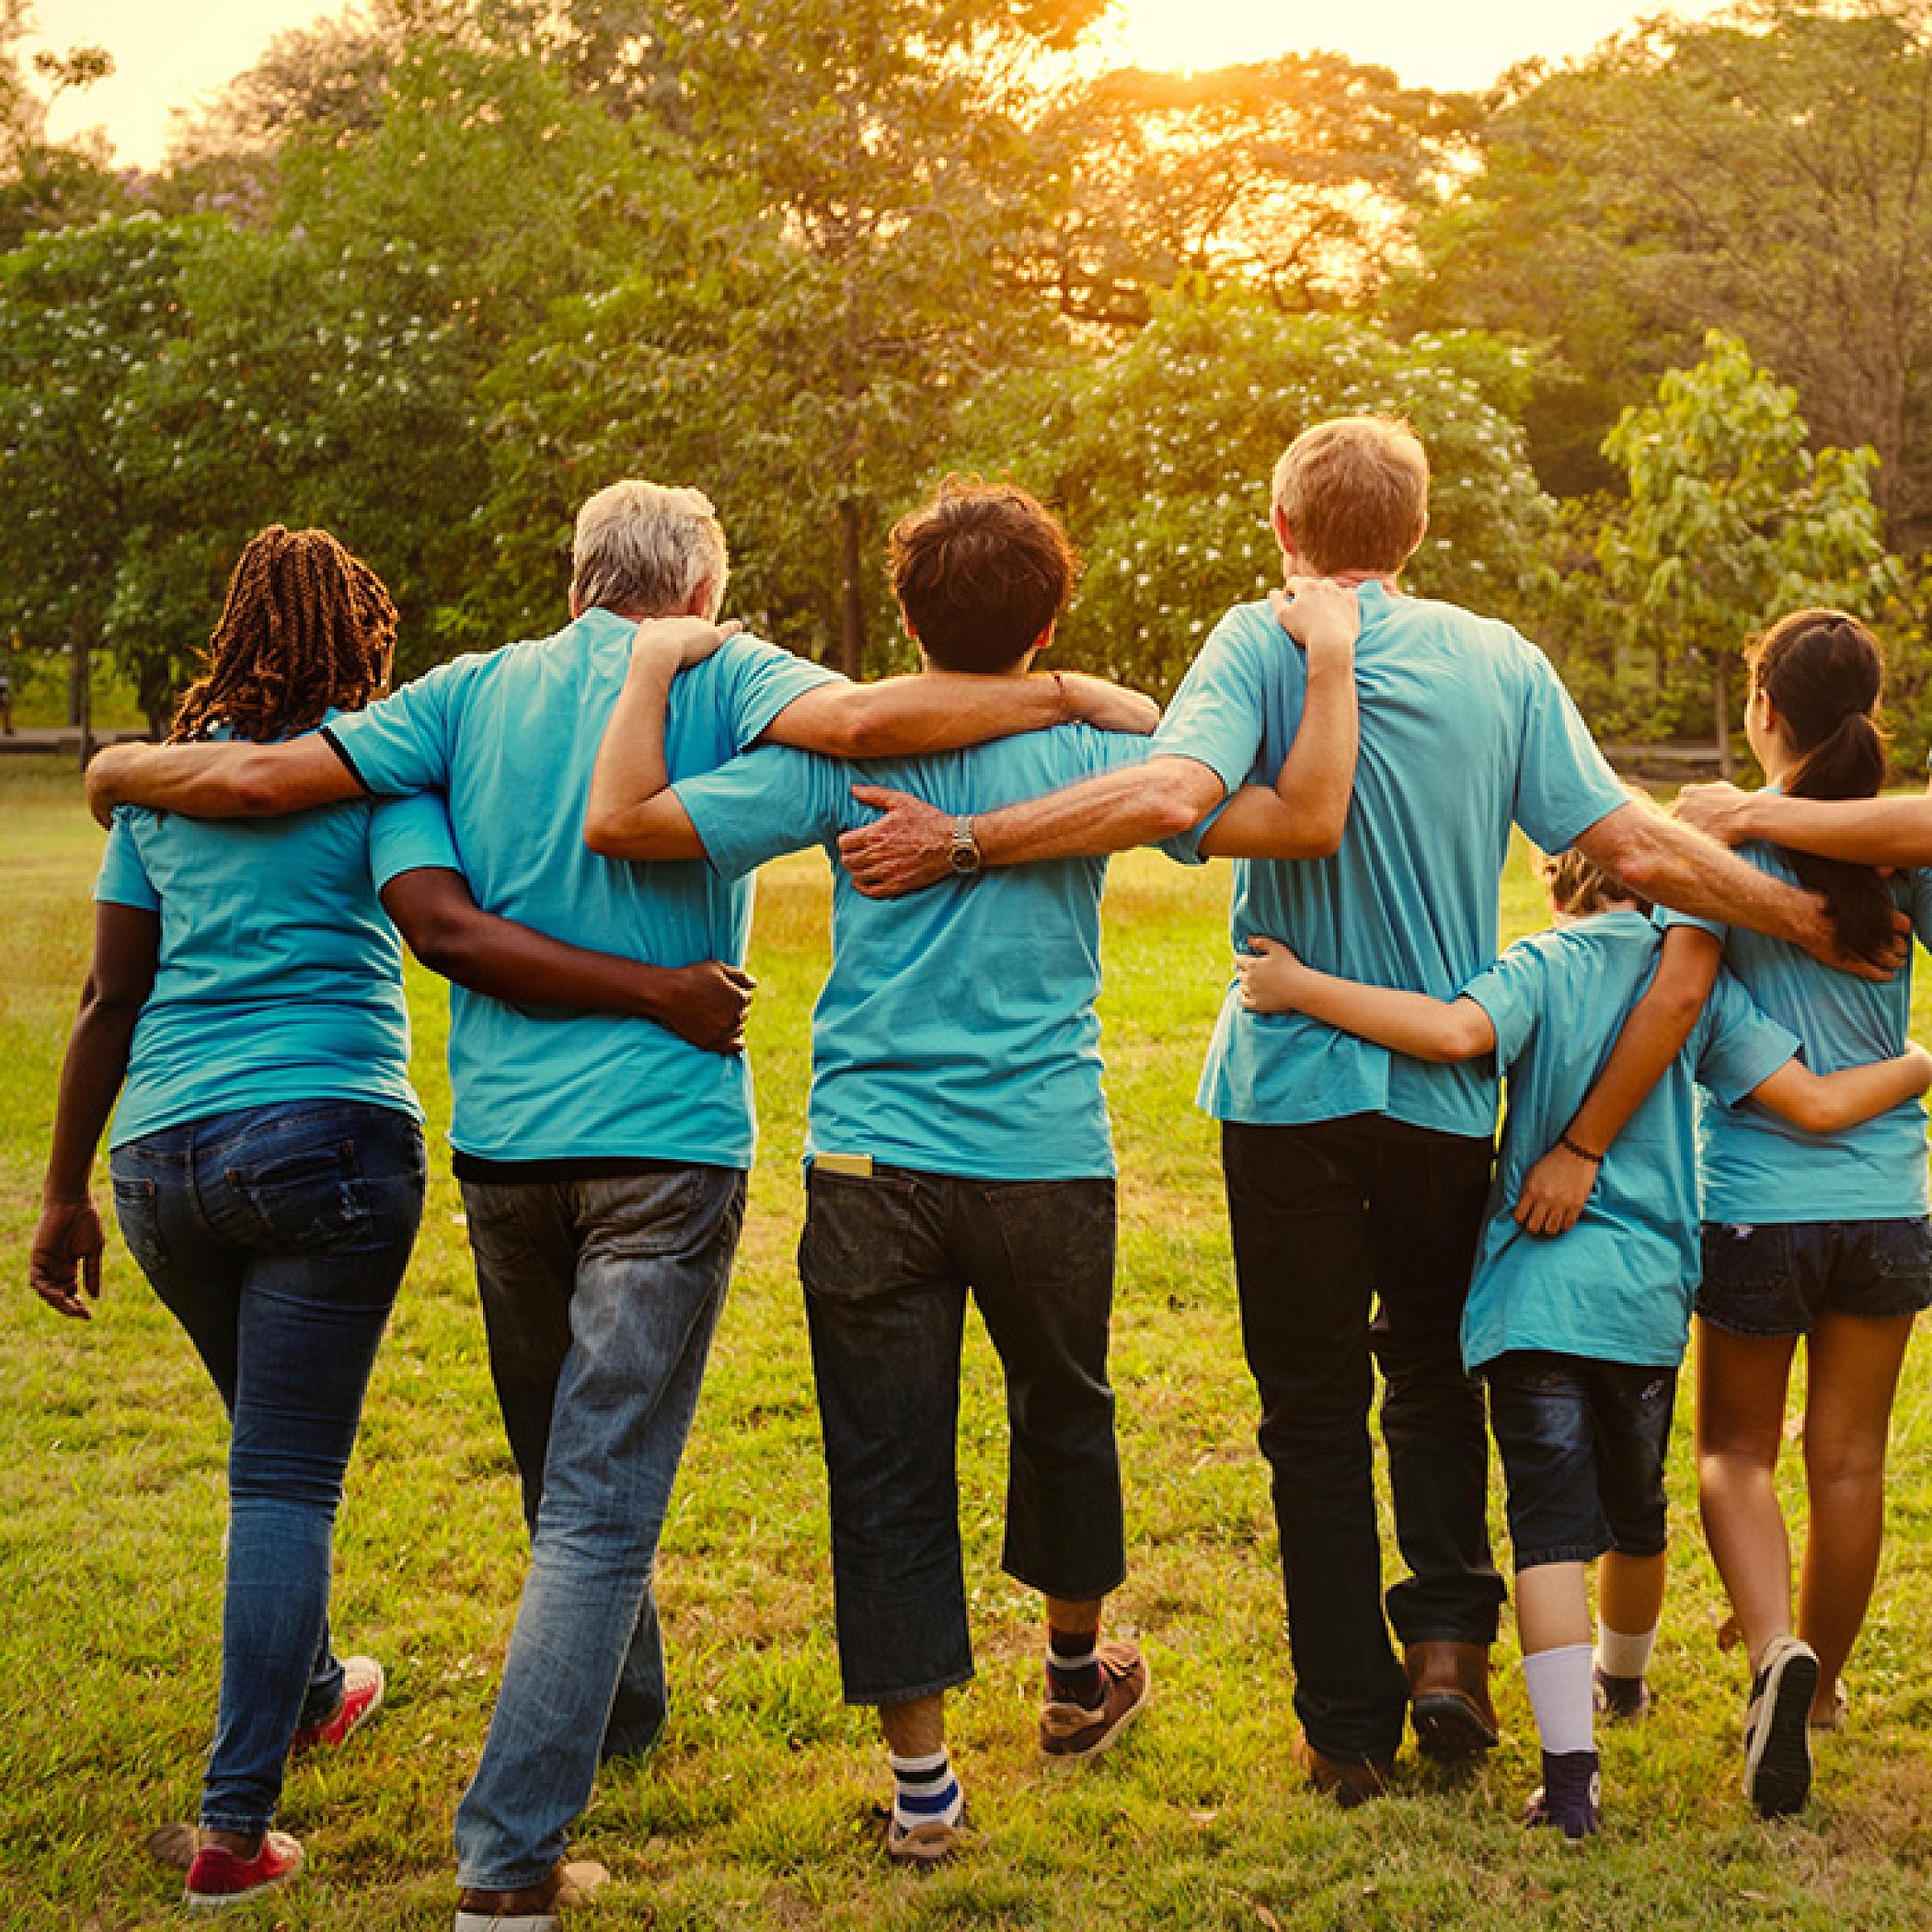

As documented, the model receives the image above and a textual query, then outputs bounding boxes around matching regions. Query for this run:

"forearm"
[585,648,679,852]
[1282,971,1492,1063]
[832,671,1071,758]
[1269,656,1356,842]
[1591,811,1817,947]
[43,1001,138,1203]
[977,757,1224,865]
[1734,792,1932,869]
[1760,1051,1931,1133]
[87,737,359,822]
[1563,928,1720,1154]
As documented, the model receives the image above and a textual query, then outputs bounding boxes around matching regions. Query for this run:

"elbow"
[823,708,894,762]
[1299,798,1351,860]
[1781,1090,1834,1136]
[582,810,629,860]
[1147,762,1223,840]
[398,908,474,980]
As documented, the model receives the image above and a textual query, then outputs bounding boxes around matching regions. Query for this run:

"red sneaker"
[184,1831,303,1910]
[291,1655,385,1754]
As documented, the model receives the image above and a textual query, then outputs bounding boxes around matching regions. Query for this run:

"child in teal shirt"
[1237,833,1931,1839]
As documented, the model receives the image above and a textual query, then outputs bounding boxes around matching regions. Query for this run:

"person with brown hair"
[581,474,1360,1861]
[1653,612,1932,1816]
[32,524,756,1913]
[836,418,1882,1810]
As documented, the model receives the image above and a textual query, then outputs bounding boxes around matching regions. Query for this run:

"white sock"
[1522,1643,1596,1757]
[889,1747,964,1833]
[1596,1620,1658,1682]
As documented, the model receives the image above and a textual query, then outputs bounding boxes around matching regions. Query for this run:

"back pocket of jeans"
[799,1169,920,1301]
[229,1139,373,1252]
[110,1175,168,1272]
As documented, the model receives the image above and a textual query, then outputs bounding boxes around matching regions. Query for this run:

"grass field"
[6,752,1932,1930]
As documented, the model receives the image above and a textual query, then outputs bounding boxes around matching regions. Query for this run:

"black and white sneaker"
[1743,1634,1819,1818]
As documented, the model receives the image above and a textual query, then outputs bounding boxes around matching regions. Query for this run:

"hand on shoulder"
[1271,579,1358,674]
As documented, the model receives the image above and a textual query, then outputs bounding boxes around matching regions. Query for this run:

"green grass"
[5,752,1932,1930]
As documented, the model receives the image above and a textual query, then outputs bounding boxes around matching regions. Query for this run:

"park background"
[7,0,1932,1926]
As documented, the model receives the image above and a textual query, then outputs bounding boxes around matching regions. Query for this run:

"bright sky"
[34,0,1733,167]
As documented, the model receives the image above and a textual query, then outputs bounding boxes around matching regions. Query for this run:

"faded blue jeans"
[109,1100,425,1835]
[452,1163,745,1892]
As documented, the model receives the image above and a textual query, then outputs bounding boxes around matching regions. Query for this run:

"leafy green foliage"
[1594,330,1894,768]
[960,291,1554,693]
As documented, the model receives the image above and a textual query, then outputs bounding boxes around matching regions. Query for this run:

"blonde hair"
[1270,415,1430,576]
[572,479,729,618]
[1538,785,1657,917]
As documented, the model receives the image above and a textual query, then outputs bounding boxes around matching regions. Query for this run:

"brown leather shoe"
[1040,1639,1152,1760]
[1291,1731,1393,1809]
[1405,1641,1499,1759]
[455,1858,608,1929]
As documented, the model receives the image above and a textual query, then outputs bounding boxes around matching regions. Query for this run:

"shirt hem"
[109,1086,423,1150]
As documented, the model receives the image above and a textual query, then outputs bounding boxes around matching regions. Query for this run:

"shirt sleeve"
[93,810,159,911]
[1456,937,1546,1067]
[1658,906,1727,943]
[674,745,848,881]
[322,659,473,796]
[1695,971,1802,1107]
[367,791,463,890]
[718,635,847,753]
[1149,605,1274,797]
[1509,641,1632,855]
[1905,868,1932,952]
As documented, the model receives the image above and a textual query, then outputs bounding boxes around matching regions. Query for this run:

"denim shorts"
[1484,1352,1677,1570]
[1698,1217,1932,1338]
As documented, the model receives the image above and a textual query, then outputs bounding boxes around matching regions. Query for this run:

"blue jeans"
[109,1101,426,1836]
[1699,1217,1932,1336]
[452,1165,745,1892]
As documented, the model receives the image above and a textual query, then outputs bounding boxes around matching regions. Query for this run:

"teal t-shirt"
[1664,846,1932,1224]
[323,611,839,1167]
[1156,585,1631,1140]
[93,737,460,1147]
[675,727,1170,1180]
[1458,913,1799,1372]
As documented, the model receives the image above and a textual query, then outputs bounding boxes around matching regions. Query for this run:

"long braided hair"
[169,526,398,745]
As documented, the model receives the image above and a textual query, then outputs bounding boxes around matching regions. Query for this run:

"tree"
[956,291,1555,696]
[0,214,208,743]
[1031,56,1477,328]
[0,1,120,250]
[1408,2,1932,543]
[1596,331,1894,776]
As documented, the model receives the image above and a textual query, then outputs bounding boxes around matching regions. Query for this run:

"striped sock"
[1047,1626,1104,1710]
[890,1748,964,1834]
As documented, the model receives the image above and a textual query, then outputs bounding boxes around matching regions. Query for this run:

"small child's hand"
[1269,578,1359,675]
[1236,935,1306,1012]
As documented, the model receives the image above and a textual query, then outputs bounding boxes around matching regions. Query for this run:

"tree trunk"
[72,617,93,771]
[1713,652,1732,782]
[837,499,866,682]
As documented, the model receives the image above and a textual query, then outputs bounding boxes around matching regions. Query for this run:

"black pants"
[1224,1115,1505,1762]
[799,1165,1125,1705]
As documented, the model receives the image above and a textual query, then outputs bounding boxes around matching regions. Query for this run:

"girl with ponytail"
[1674,610,1932,1819]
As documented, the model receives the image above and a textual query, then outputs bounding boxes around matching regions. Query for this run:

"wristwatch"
[948,815,984,876]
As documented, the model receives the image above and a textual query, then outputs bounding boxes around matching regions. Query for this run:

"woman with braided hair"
[31,525,754,1911]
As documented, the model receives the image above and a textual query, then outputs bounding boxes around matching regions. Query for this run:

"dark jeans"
[1223,1116,1505,1763]
[452,1164,745,1893]
[109,1100,425,1835]
[1484,1352,1677,1569]
[799,1166,1125,1706]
